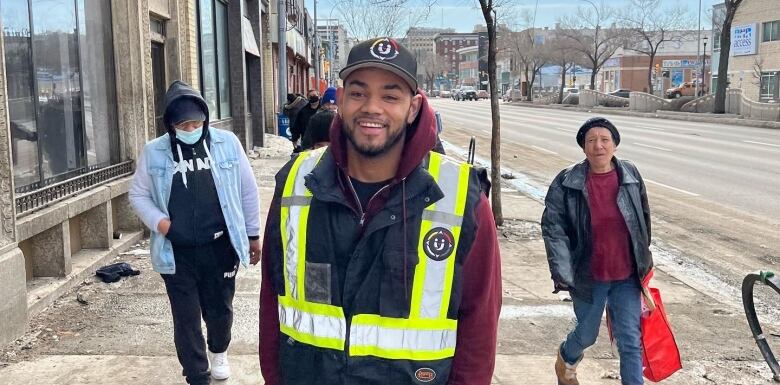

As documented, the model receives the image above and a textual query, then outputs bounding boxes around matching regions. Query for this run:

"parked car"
[477,89,489,99]
[431,89,441,97]
[450,88,460,100]
[457,86,478,101]
[608,89,632,98]
[439,89,451,98]
[666,81,707,98]
[562,87,580,95]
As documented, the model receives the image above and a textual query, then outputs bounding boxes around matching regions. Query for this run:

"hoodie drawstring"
[176,143,187,188]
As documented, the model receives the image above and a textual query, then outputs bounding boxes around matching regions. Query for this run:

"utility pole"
[314,0,320,89]
[695,0,701,98]
[278,0,288,133]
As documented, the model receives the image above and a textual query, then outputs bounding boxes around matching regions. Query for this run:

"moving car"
[666,81,707,98]
[608,89,632,98]
[439,89,451,98]
[502,88,521,102]
[457,86,478,101]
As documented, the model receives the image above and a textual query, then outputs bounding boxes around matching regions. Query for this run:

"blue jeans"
[560,279,643,385]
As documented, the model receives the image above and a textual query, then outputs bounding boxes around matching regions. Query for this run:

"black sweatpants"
[161,235,239,385]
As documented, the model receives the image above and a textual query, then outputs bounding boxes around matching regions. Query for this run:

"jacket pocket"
[379,249,419,318]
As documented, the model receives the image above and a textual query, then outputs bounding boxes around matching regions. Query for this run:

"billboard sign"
[731,23,758,56]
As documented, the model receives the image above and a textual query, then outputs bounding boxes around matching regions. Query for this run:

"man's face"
[582,127,616,170]
[338,68,421,157]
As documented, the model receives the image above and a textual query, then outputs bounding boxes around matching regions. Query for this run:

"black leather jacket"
[541,158,652,301]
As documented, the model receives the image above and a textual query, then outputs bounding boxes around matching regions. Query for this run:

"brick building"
[434,33,479,87]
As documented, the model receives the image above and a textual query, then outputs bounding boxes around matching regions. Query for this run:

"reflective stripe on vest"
[279,150,471,360]
[348,151,471,360]
[278,148,347,350]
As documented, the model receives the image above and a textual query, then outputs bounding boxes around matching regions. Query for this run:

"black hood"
[163,80,210,137]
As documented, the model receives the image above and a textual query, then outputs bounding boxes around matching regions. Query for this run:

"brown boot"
[555,348,582,385]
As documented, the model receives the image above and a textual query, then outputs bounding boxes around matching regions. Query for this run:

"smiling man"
[259,37,502,385]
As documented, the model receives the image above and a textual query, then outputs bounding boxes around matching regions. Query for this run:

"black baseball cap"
[339,37,418,93]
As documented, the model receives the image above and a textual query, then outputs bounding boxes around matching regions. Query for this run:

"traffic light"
[655,63,661,74]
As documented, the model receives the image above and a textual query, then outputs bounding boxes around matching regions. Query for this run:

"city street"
[432,98,780,308]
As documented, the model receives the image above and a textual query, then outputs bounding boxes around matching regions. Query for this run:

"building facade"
[0,0,267,346]
[317,23,349,86]
[726,0,780,102]
[434,33,479,88]
[599,32,710,94]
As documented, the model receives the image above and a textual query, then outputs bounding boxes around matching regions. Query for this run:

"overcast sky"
[308,0,722,34]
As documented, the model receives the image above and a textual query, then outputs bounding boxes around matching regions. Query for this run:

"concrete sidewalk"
[0,134,774,385]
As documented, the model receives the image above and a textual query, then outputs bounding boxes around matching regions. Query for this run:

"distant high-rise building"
[317,23,350,83]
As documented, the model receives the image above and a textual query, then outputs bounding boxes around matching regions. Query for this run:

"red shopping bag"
[606,271,682,382]
[640,275,682,382]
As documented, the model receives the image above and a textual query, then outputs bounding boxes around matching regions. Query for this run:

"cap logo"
[370,38,399,61]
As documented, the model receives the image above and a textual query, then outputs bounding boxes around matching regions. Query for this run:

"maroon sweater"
[259,92,502,385]
[586,169,633,282]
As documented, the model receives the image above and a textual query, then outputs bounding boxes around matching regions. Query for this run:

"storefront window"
[760,72,778,102]
[77,0,119,168]
[198,0,231,120]
[2,0,40,187]
[2,0,118,192]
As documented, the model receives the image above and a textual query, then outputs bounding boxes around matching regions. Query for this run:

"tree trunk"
[528,69,537,102]
[590,69,597,91]
[714,4,739,114]
[524,66,531,101]
[487,17,503,226]
[647,60,654,95]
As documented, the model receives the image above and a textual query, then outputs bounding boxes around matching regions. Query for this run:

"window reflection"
[2,0,40,187]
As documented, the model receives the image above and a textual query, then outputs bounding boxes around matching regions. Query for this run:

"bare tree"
[714,0,744,114]
[507,10,549,101]
[548,31,581,103]
[419,51,445,92]
[557,1,625,90]
[478,0,504,226]
[336,0,436,41]
[620,0,691,94]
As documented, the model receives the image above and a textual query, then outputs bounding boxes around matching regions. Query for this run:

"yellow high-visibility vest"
[278,148,472,361]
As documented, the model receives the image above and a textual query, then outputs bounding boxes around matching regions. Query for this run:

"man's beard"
[343,119,407,158]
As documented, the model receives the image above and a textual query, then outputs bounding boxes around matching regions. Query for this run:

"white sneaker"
[208,350,231,380]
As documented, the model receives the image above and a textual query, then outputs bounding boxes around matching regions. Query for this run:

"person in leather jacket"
[541,117,652,385]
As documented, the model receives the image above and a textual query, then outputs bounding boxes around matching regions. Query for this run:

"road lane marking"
[551,127,576,133]
[531,145,558,155]
[644,179,699,197]
[633,142,672,152]
[743,140,780,148]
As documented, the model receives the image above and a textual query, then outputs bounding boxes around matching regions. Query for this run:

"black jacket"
[541,158,652,301]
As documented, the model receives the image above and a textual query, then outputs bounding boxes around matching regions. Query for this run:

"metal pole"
[695,0,701,97]
[702,41,707,94]
[278,0,287,113]
[314,0,320,89]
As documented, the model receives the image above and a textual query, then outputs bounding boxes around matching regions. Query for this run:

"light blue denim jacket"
[128,127,260,274]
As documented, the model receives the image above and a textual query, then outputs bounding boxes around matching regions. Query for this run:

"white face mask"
[175,126,203,144]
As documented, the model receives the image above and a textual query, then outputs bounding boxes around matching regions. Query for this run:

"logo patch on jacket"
[423,227,455,261]
[415,367,436,383]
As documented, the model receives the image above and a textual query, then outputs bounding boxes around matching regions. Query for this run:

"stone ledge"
[26,230,144,318]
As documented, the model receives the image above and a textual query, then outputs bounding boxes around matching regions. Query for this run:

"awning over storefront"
[242,17,260,57]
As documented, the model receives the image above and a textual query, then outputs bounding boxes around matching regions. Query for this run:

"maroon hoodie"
[259,92,502,385]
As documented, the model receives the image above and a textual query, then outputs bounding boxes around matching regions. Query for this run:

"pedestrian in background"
[129,81,261,385]
[259,37,501,385]
[300,109,335,150]
[319,86,338,112]
[290,89,321,150]
[541,117,653,385]
[283,93,307,131]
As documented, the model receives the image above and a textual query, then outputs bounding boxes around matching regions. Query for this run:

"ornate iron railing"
[15,161,135,216]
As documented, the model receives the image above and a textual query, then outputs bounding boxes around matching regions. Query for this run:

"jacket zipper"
[192,147,198,245]
[340,174,394,366]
